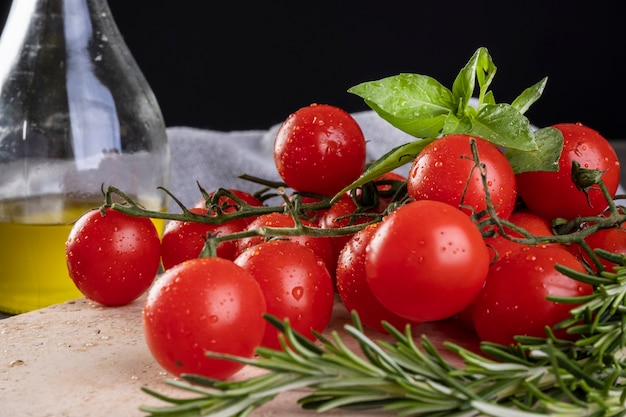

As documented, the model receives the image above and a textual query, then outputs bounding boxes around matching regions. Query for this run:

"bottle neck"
[0,0,120,84]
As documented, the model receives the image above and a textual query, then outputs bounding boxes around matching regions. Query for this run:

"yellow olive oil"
[0,197,164,314]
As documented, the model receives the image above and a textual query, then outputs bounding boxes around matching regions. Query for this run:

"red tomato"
[365,200,490,322]
[273,103,367,196]
[235,212,336,276]
[234,240,334,349]
[484,210,557,263]
[407,134,517,219]
[336,222,419,332]
[160,207,244,270]
[471,244,592,345]
[516,123,620,221]
[143,257,266,379]
[65,208,161,306]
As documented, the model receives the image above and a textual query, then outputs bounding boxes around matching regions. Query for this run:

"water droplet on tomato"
[209,315,218,323]
[292,286,304,300]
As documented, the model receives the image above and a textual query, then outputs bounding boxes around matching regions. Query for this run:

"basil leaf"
[452,47,496,111]
[474,48,497,102]
[505,127,564,174]
[483,90,496,105]
[451,50,479,107]
[511,77,548,115]
[331,138,436,201]
[466,103,538,151]
[348,74,457,138]
[442,112,472,135]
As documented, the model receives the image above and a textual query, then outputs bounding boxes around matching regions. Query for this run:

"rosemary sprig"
[139,261,626,417]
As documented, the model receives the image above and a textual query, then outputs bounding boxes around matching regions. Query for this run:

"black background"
[1,1,624,138]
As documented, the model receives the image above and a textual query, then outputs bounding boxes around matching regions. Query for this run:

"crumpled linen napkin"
[166,110,416,210]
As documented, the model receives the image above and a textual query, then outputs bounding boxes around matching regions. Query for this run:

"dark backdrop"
[1,1,624,138]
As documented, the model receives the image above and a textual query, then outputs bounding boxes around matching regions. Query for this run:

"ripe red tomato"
[234,240,334,349]
[235,212,336,275]
[143,257,266,379]
[484,210,557,263]
[407,134,517,219]
[273,103,367,196]
[160,207,244,270]
[365,200,490,322]
[65,208,161,306]
[336,222,419,332]
[516,123,620,221]
[471,244,593,345]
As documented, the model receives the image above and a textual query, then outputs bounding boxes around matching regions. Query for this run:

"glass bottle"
[0,0,170,314]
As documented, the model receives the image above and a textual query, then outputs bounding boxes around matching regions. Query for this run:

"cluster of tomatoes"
[65,103,622,381]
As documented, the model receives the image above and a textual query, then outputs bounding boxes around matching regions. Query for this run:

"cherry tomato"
[273,103,367,196]
[516,123,620,221]
[234,240,334,349]
[484,210,557,263]
[336,222,419,332]
[65,208,161,306]
[365,200,490,322]
[471,244,592,345]
[160,207,244,270]
[235,212,336,276]
[143,257,266,379]
[407,134,517,219]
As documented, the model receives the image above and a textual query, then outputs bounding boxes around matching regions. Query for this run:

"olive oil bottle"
[0,0,170,314]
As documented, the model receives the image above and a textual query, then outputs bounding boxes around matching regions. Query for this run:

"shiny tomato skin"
[336,223,420,332]
[234,240,334,349]
[160,207,244,270]
[365,200,490,322]
[273,103,367,196]
[407,134,517,219]
[143,257,266,379]
[65,208,161,306]
[471,245,592,345]
[235,212,336,276]
[516,123,620,221]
